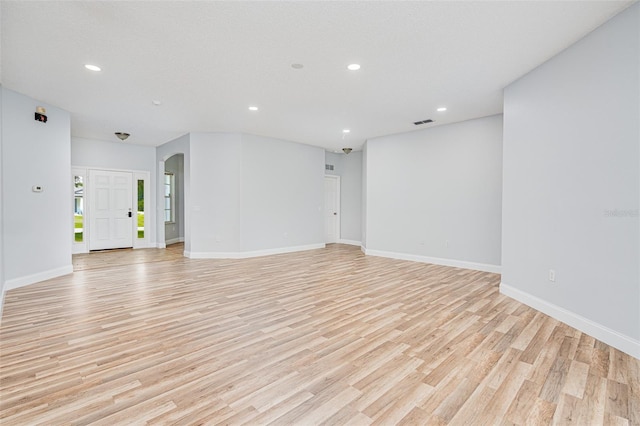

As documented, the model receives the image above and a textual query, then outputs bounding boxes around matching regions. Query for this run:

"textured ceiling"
[1,1,634,151]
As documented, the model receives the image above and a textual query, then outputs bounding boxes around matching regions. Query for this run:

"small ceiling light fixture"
[248,106,259,111]
[291,63,304,69]
[115,132,130,141]
[342,129,351,133]
[437,107,447,112]
[152,100,162,106]
[347,64,361,71]
[84,64,101,72]
[342,148,353,154]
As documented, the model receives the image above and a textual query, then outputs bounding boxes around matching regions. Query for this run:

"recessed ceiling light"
[347,64,361,71]
[152,100,162,106]
[437,107,447,112]
[84,64,101,72]
[248,106,258,111]
[291,63,304,69]
[342,129,351,133]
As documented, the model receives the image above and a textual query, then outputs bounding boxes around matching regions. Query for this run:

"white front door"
[324,175,340,243]
[89,170,133,250]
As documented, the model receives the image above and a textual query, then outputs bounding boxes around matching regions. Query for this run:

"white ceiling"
[1,1,634,152]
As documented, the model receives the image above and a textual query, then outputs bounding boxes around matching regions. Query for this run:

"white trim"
[157,242,167,249]
[500,282,640,360]
[133,242,156,249]
[363,248,501,274]
[338,239,361,246]
[186,243,325,259]
[72,165,150,174]
[165,237,185,246]
[4,265,74,291]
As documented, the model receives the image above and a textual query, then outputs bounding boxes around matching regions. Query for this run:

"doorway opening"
[72,167,151,254]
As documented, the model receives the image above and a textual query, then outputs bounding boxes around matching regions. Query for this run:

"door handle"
[128,210,132,218]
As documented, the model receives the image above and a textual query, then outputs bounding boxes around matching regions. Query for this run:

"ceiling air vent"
[414,119,434,126]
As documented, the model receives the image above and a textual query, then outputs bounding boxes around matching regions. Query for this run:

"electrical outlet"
[548,269,556,282]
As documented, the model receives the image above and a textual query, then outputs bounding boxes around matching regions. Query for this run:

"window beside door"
[74,175,84,242]
[137,179,145,239]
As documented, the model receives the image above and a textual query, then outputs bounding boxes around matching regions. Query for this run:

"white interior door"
[324,175,340,243]
[89,170,133,250]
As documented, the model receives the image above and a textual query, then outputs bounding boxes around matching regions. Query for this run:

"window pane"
[164,172,175,223]
[74,175,84,243]
[137,179,144,239]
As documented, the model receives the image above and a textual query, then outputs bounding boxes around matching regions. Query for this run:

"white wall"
[164,154,184,243]
[72,137,156,172]
[0,86,4,316]
[502,3,639,358]
[240,134,324,252]
[364,115,503,272]
[188,133,242,255]
[362,143,368,249]
[325,151,362,244]
[1,88,72,290]
[157,133,190,252]
[184,132,324,258]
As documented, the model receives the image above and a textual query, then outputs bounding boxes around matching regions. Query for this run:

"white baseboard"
[500,282,640,360]
[363,248,501,274]
[165,237,185,246]
[186,243,326,259]
[338,239,361,246]
[4,265,74,292]
[133,242,156,249]
[157,242,167,249]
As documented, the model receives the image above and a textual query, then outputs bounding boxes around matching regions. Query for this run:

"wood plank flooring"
[1,244,638,425]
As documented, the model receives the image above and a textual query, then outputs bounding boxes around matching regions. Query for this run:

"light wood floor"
[1,244,638,425]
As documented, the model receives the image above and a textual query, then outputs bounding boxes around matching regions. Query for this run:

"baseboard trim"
[500,282,640,359]
[363,248,501,274]
[185,243,326,259]
[4,265,74,292]
[165,237,185,246]
[157,242,167,249]
[338,239,361,246]
[133,242,156,249]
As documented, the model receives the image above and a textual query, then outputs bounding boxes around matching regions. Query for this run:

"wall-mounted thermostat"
[32,185,44,192]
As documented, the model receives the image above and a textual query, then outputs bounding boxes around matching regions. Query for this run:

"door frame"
[324,174,341,243]
[72,166,151,254]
